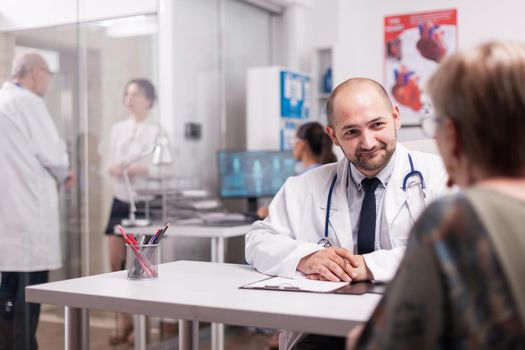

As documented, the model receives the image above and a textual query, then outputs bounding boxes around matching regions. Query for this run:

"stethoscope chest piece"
[317,238,332,248]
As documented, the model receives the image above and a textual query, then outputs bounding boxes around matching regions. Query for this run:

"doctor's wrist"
[297,252,315,274]
[353,255,373,281]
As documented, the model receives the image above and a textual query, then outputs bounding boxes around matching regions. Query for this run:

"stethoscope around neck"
[317,153,426,248]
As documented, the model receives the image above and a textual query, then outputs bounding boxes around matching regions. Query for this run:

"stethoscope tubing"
[320,153,425,246]
[324,174,338,240]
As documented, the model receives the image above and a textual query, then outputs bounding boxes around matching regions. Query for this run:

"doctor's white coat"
[246,144,447,281]
[0,81,69,272]
[245,143,447,348]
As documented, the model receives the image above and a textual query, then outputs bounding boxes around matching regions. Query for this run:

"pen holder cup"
[125,244,160,280]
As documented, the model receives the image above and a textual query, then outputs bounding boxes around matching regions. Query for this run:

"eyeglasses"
[37,66,54,76]
[421,115,445,137]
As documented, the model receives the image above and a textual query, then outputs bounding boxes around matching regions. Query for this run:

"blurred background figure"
[0,52,74,350]
[349,41,525,349]
[103,78,159,346]
[292,121,338,175]
[257,121,336,220]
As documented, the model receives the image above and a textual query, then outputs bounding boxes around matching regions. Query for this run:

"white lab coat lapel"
[383,144,410,233]
[323,158,352,248]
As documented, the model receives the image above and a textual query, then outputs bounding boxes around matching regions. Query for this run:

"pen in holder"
[117,223,169,280]
[126,243,159,280]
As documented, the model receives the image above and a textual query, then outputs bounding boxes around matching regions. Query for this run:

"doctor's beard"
[349,142,395,175]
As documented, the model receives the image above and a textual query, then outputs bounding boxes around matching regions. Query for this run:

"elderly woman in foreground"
[349,41,525,349]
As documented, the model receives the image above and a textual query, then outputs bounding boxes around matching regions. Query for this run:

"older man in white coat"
[245,78,448,350]
[0,52,74,349]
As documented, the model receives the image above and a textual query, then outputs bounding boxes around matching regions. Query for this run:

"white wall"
[330,0,525,140]
[334,0,525,86]
[277,0,337,72]
[160,0,274,192]
[310,0,338,49]
[0,0,157,31]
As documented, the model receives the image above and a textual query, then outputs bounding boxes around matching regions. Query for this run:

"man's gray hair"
[11,52,47,79]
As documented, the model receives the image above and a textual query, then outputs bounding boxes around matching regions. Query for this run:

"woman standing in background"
[104,78,159,346]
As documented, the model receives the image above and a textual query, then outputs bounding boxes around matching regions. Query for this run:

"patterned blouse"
[355,192,525,349]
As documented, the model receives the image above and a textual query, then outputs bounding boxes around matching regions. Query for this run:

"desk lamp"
[121,135,173,227]
[152,136,173,223]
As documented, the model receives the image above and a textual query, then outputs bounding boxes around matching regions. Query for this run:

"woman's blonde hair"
[427,41,525,177]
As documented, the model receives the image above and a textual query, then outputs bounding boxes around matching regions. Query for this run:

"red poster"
[384,9,457,125]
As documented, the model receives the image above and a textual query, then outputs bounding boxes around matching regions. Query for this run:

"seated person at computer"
[293,121,337,174]
[246,77,448,349]
[256,121,337,219]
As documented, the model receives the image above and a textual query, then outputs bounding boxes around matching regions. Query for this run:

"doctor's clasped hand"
[297,247,370,282]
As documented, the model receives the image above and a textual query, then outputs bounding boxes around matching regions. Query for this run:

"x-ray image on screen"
[217,150,297,198]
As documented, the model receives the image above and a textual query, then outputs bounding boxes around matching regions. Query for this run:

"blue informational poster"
[280,70,310,119]
[279,69,311,150]
[280,121,298,151]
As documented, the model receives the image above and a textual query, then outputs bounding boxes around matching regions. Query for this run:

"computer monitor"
[217,150,297,199]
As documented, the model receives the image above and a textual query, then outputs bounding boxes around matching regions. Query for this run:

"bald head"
[12,52,49,79]
[11,52,52,97]
[326,78,393,125]
[324,77,400,176]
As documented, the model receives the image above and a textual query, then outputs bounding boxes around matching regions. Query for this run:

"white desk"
[114,223,251,349]
[27,261,381,350]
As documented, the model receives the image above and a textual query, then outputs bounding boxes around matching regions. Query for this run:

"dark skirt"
[104,198,145,234]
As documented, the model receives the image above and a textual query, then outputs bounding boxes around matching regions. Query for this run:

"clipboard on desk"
[240,276,385,295]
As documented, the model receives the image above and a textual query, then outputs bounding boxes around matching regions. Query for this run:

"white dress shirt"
[107,117,159,202]
[346,149,396,252]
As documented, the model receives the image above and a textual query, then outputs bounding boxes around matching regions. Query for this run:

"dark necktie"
[357,177,381,254]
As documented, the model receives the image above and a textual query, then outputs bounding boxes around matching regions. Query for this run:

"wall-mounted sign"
[280,70,310,119]
[279,69,310,150]
[384,9,457,125]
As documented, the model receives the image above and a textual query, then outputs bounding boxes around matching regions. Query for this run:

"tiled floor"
[36,310,276,350]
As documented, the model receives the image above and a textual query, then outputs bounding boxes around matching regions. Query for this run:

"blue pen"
[150,228,161,244]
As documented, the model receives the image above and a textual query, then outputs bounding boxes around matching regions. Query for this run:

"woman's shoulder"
[423,187,525,228]
[413,192,480,240]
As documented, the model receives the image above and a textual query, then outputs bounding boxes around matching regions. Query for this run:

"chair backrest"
[401,139,439,155]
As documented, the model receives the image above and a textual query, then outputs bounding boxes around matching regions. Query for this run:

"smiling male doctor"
[245,77,448,350]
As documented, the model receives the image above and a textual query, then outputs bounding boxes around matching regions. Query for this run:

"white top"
[26,260,381,337]
[107,118,159,202]
[0,81,69,271]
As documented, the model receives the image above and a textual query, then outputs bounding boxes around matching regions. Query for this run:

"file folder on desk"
[240,276,384,295]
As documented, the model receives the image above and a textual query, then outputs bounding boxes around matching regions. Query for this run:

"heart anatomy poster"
[384,9,457,125]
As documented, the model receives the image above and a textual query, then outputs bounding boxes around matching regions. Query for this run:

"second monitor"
[217,150,297,199]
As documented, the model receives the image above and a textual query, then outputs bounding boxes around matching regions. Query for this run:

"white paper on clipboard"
[240,276,348,293]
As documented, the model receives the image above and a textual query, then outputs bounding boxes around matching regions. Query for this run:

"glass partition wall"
[5,15,160,348]
[1,0,275,347]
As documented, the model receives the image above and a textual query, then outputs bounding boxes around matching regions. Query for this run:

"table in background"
[114,223,252,349]
[27,261,381,350]
[116,223,252,263]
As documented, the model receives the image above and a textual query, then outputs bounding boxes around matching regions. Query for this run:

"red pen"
[118,225,156,277]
